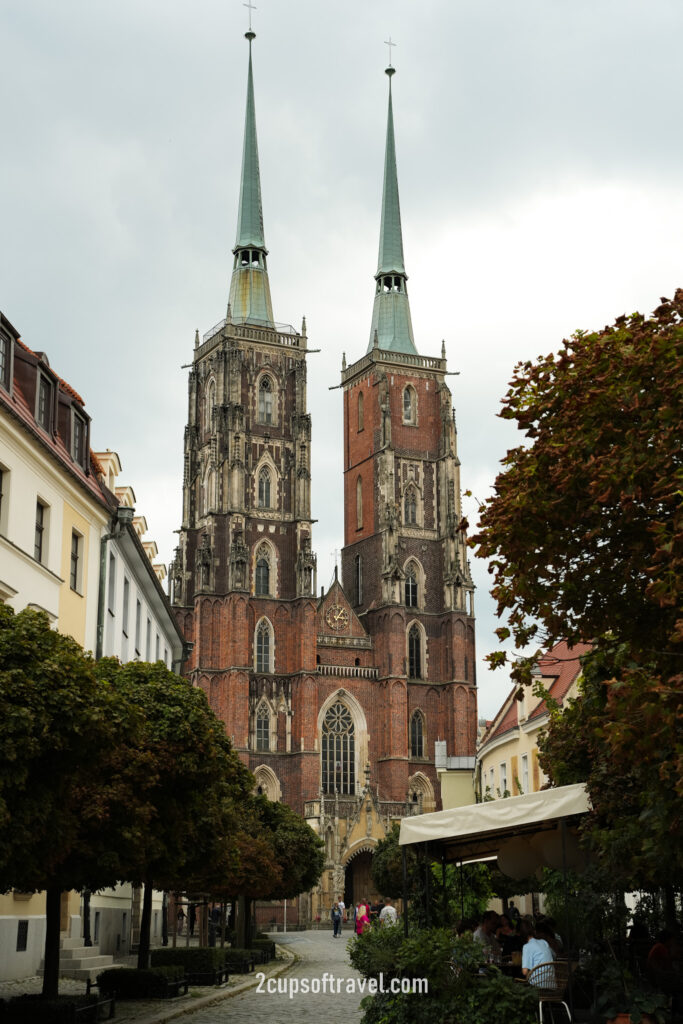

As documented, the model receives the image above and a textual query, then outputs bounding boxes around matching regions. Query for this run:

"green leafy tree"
[473,292,682,673]
[0,607,135,998]
[473,292,683,890]
[93,658,254,968]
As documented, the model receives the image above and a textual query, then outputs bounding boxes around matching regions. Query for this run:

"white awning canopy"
[399,783,590,863]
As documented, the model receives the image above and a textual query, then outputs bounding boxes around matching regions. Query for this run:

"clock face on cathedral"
[325,604,349,631]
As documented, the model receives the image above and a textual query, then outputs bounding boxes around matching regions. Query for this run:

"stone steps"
[40,938,119,983]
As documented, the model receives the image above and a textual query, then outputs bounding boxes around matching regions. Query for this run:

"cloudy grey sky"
[2,0,681,719]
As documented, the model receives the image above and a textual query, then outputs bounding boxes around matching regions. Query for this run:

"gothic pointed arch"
[253,764,281,801]
[356,475,363,529]
[408,770,435,812]
[402,383,417,425]
[253,539,277,596]
[255,698,271,751]
[357,389,364,431]
[409,709,425,758]
[256,369,278,426]
[402,481,423,527]
[204,377,216,433]
[254,451,279,511]
[254,616,274,673]
[403,557,425,608]
[406,619,427,680]
[317,689,369,796]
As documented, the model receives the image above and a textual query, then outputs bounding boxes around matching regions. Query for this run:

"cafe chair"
[527,960,571,1023]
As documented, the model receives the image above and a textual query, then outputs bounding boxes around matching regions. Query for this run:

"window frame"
[258,375,274,425]
[0,327,12,392]
[321,701,356,795]
[69,530,83,592]
[256,704,270,751]
[255,618,273,674]
[36,374,52,432]
[34,500,47,563]
[410,711,424,758]
[402,384,417,426]
[257,467,272,509]
[408,623,422,679]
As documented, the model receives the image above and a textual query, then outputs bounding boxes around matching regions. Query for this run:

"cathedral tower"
[171,31,318,801]
[340,65,477,802]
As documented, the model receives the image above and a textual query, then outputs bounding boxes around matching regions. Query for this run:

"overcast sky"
[2,0,681,719]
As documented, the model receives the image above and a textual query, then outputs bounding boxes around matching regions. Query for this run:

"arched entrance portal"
[344,850,378,909]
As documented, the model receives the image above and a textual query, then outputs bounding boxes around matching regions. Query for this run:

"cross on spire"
[384,35,397,67]
[243,0,257,32]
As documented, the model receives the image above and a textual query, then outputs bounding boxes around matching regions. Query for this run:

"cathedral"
[170,30,477,918]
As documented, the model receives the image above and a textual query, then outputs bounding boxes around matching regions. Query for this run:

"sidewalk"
[0,937,297,1024]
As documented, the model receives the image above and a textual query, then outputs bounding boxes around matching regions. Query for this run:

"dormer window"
[72,412,87,468]
[36,375,52,431]
[0,329,11,392]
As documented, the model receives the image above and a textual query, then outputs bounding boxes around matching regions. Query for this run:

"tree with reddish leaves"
[473,292,683,889]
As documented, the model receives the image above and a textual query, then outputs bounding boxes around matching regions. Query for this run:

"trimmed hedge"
[97,965,184,999]
[150,947,227,972]
[0,994,102,1023]
[251,938,276,961]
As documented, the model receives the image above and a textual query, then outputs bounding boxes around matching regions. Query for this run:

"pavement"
[0,929,365,1024]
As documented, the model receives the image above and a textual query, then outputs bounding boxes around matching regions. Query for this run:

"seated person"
[473,911,502,962]
[521,920,556,981]
[497,913,523,956]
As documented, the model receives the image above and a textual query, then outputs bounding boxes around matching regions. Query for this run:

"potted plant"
[594,962,669,1024]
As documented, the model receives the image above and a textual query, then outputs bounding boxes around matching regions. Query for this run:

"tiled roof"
[480,686,519,744]
[1,331,109,511]
[527,640,591,721]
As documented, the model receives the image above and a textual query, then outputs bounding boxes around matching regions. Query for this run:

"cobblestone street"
[182,930,364,1024]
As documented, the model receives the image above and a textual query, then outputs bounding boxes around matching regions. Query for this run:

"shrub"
[251,938,276,960]
[150,947,227,972]
[0,995,101,1023]
[97,965,184,999]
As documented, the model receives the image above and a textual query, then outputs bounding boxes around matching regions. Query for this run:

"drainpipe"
[96,506,135,661]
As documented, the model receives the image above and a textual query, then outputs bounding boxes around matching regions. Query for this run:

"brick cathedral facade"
[170,35,477,915]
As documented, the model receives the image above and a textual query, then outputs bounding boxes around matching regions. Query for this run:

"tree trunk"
[137,880,153,970]
[236,893,248,949]
[42,885,62,999]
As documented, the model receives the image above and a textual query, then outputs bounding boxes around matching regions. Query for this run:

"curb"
[125,946,298,1024]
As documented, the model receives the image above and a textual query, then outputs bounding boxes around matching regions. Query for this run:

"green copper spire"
[228,31,274,325]
[368,66,417,355]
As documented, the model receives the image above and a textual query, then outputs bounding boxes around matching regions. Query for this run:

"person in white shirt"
[379,897,398,926]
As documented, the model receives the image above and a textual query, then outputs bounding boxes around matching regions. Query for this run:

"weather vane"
[243,0,257,33]
[384,36,397,68]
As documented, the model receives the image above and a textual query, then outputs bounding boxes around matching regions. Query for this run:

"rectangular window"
[16,920,28,952]
[107,552,116,615]
[0,330,10,391]
[135,600,142,656]
[489,768,494,795]
[500,762,508,794]
[0,466,8,534]
[72,413,86,467]
[37,375,51,430]
[521,754,529,794]
[164,647,168,667]
[70,531,82,591]
[155,633,160,661]
[34,501,46,563]
[146,618,151,660]
[122,578,130,636]
[94,911,100,943]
